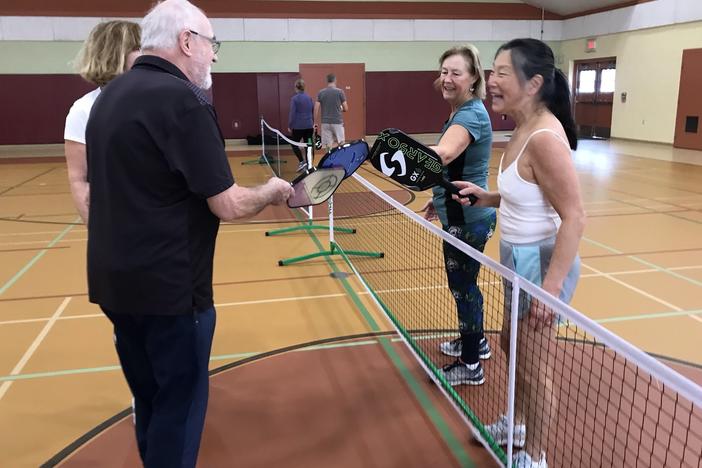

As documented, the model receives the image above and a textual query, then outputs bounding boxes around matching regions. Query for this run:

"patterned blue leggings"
[442,212,497,335]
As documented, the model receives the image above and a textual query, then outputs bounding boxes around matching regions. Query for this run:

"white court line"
[0,228,86,237]
[581,262,682,312]
[0,313,103,325]
[1,287,701,330]
[690,315,702,325]
[216,293,345,307]
[0,225,295,247]
[0,297,71,401]
[580,265,702,277]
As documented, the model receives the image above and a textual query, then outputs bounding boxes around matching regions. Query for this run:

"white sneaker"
[439,337,491,360]
[297,161,307,172]
[485,414,526,448]
[439,360,485,386]
[513,450,547,468]
[439,337,462,357]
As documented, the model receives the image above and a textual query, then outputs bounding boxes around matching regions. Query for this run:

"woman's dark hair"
[496,38,577,149]
[294,78,305,91]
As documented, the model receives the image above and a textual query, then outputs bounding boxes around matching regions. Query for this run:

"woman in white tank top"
[452,39,586,468]
[64,21,141,225]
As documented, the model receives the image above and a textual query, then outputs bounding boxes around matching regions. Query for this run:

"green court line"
[0,218,78,296]
[583,236,702,288]
[378,337,475,468]
[0,342,378,382]
[0,336,407,381]
[293,212,474,467]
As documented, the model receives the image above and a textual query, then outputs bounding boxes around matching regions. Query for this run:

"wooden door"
[574,58,615,139]
[256,72,298,133]
[674,49,702,150]
[299,63,366,141]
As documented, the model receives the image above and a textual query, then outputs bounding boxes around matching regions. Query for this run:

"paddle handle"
[438,179,478,205]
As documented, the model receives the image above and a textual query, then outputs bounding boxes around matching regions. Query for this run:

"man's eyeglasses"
[189,29,221,54]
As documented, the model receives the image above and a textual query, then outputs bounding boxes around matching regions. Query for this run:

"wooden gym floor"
[0,138,701,467]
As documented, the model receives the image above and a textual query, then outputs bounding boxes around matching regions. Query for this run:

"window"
[578,69,596,93]
[600,68,616,93]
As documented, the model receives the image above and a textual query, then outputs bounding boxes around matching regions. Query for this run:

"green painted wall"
[0,40,546,74]
[6,17,702,145]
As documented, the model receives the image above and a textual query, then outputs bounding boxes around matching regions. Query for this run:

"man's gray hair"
[141,0,205,51]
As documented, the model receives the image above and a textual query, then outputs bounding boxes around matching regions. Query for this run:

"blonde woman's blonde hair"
[434,44,487,100]
[75,20,141,87]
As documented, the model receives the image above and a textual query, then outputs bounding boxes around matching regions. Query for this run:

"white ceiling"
[522,0,636,16]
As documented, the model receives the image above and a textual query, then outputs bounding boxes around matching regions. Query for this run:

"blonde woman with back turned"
[64,20,141,224]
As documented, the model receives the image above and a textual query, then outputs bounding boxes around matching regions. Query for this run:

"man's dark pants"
[104,306,216,468]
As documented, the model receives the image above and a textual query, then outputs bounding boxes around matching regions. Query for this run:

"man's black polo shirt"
[86,55,234,316]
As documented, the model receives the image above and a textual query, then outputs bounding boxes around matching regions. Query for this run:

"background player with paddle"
[422,44,496,386]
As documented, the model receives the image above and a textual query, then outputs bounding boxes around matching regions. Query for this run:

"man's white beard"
[201,70,212,90]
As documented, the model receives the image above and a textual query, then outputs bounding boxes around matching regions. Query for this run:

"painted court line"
[0,337,409,383]
[2,293,702,329]
[581,262,682,312]
[582,236,702,324]
[0,228,86,237]
[0,217,79,296]
[0,297,71,400]
[583,236,702,287]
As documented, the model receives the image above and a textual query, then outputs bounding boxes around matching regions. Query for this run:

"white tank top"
[497,128,570,244]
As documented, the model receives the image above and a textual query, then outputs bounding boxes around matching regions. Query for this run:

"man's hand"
[267,177,294,205]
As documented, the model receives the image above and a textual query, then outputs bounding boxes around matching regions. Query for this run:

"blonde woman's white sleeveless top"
[497,128,571,244]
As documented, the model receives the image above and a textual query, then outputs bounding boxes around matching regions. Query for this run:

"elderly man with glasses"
[85,1,293,466]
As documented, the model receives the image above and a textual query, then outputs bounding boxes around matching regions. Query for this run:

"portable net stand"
[260,119,352,238]
[258,120,382,266]
[241,118,287,166]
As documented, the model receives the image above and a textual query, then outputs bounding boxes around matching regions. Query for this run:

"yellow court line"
[0,296,71,401]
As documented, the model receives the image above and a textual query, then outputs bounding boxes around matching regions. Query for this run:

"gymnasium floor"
[0,138,701,467]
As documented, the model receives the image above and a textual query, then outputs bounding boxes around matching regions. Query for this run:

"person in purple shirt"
[288,78,315,171]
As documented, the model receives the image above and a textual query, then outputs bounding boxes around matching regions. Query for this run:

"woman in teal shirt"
[423,44,496,386]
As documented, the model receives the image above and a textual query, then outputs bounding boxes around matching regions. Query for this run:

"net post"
[260,117,264,159]
[328,196,335,244]
[506,275,520,468]
[275,129,281,177]
[307,144,314,223]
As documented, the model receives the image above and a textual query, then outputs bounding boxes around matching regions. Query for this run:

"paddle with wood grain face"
[368,128,478,205]
[287,167,346,208]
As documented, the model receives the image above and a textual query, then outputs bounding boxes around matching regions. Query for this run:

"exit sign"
[585,38,597,53]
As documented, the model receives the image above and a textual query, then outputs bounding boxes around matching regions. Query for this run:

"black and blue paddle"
[318,139,370,179]
[368,128,478,205]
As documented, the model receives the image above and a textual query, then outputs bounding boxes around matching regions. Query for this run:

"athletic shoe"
[439,360,484,386]
[439,337,491,360]
[297,161,307,172]
[439,337,462,357]
[513,450,547,468]
[478,337,491,360]
[485,414,526,448]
